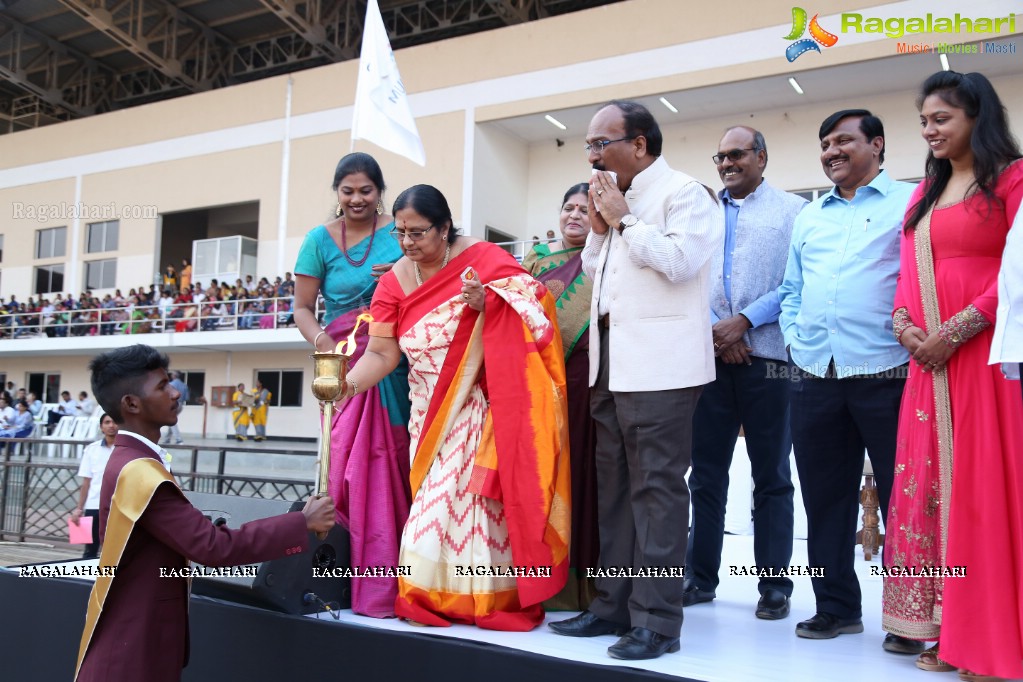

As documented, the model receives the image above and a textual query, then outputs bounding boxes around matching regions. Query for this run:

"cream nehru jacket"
[582,156,724,392]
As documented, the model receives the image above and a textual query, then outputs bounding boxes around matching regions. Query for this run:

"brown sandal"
[916,645,956,672]
[957,670,1003,682]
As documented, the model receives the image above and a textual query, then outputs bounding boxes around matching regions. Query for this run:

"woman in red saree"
[342,184,571,631]
[882,71,1023,682]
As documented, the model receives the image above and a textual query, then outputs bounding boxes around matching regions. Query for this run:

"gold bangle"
[347,378,358,396]
[313,330,327,351]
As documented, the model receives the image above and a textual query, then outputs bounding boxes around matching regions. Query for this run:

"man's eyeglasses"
[712,148,759,164]
[390,225,436,241]
[585,137,635,153]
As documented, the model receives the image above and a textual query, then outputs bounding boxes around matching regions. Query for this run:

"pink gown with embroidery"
[882,161,1023,678]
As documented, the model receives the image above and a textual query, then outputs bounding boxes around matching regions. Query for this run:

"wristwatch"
[618,214,639,232]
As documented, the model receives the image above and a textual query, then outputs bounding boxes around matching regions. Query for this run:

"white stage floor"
[306,534,1021,682]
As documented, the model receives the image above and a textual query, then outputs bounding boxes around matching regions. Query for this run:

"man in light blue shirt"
[779,109,918,654]
[686,127,805,620]
[26,392,44,420]
[46,389,78,434]
[162,371,189,445]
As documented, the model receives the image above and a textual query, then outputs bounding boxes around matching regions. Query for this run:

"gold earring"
[335,202,342,217]
[376,200,384,215]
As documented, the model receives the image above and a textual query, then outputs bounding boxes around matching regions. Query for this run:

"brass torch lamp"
[308,313,371,538]
[310,351,349,494]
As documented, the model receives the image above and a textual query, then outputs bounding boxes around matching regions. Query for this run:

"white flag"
[350,0,426,166]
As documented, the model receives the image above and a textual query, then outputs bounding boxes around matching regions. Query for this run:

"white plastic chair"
[70,417,99,457]
[15,422,47,456]
[43,416,77,457]
[38,403,58,425]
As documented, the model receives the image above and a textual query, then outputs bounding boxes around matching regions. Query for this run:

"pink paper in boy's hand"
[69,515,93,544]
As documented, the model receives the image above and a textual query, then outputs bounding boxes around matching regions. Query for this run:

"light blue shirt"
[779,171,915,378]
[13,410,33,431]
[170,378,189,407]
[0,409,33,436]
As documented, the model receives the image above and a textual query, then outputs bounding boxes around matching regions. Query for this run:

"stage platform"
[1,535,983,682]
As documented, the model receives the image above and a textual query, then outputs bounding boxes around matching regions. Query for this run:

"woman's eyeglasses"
[390,225,436,241]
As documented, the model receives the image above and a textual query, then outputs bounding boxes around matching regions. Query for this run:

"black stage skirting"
[0,569,696,682]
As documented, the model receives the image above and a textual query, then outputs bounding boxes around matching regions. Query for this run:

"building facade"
[1,0,1020,436]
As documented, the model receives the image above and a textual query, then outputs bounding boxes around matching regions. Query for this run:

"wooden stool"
[856,457,883,560]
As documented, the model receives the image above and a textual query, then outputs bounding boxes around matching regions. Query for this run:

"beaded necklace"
[339,214,378,267]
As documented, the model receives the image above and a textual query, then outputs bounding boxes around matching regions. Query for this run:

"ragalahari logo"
[784,7,839,61]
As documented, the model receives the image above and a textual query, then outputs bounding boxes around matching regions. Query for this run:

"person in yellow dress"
[231,383,250,441]
[249,380,271,441]
[179,259,192,291]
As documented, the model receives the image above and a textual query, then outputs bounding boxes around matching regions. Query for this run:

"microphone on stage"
[303,590,340,620]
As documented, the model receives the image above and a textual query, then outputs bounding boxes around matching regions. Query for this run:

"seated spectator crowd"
[0,272,302,338]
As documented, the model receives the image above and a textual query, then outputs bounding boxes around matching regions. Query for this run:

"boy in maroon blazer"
[76,344,335,682]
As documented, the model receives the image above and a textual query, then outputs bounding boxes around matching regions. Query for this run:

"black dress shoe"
[795,612,864,639]
[882,633,925,654]
[682,584,715,607]
[755,589,791,620]
[548,611,628,638]
[607,627,681,660]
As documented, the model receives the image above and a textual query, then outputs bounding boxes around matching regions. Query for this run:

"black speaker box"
[184,492,351,614]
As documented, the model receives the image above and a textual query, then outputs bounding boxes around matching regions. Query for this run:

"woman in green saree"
[522,183,599,611]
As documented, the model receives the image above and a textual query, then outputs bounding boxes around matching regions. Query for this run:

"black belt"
[599,314,611,329]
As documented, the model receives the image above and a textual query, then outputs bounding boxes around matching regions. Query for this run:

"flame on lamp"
[336,312,373,355]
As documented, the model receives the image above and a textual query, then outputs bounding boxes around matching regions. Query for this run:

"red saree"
[882,164,1023,678]
[369,242,571,631]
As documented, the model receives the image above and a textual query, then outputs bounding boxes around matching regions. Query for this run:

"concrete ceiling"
[0,0,624,133]
[491,38,1022,143]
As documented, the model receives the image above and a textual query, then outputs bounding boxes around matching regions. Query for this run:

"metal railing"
[0,436,315,542]
[0,238,553,341]
[0,295,313,339]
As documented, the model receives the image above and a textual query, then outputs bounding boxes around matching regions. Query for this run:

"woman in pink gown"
[882,71,1023,682]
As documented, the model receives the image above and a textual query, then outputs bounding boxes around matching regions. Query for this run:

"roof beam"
[482,0,534,24]
[56,0,235,92]
[0,13,115,116]
[257,0,349,61]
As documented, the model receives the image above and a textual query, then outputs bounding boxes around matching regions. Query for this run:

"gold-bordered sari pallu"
[882,207,951,639]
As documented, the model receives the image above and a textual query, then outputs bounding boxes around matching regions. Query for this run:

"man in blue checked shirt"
[685,126,805,621]
[779,109,920,656]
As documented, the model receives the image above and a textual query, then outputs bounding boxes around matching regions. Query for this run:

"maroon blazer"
[77,434,308,682]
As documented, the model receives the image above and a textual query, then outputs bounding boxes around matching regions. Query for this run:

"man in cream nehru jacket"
[548,99,722,661]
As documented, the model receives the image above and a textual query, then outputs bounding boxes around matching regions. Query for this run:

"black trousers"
[82,508,100,560]
[789,362,906,620]
[588,326,702,638]
[687,356,794,596]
